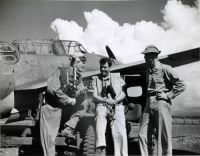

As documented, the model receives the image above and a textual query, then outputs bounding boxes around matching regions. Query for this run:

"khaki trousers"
[138,97,172,156]
[40,104,62,156]
[96,104,128,156]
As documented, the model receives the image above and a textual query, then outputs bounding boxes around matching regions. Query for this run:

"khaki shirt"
[146,62,186,99]
[46,67,85,107]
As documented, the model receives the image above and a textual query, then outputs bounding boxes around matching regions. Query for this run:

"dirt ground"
[1,140,200,156]
[1,124,200,156]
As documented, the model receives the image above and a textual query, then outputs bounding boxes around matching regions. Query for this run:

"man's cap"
[141,45,161,55]
[70,52,86,60]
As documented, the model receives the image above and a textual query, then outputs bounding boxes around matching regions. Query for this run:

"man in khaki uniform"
[40,54,87,156]
[138,45,186,156]
[92,58,128,156]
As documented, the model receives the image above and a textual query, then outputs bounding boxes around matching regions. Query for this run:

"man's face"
[144,53,158,68]
[100,62,110,77]
[76,57,86,72]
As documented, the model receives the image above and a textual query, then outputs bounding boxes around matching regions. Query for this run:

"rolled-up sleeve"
[115,77,126,103]
[164,66,186,99]
[47,69,73,106]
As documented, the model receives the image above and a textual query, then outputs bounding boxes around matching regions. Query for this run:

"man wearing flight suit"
[138,45,186,156]
[40,54,87,156]
[92,57,128,156]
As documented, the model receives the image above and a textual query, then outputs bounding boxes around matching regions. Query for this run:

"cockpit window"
[0,42,19,64]
[12,40,52,55]
[0,45,12,51]
[79,44,87,54]
[62,40,87,56]
[51,40,87,57]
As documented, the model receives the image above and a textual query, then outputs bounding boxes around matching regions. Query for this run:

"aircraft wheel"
[82,125,96,156]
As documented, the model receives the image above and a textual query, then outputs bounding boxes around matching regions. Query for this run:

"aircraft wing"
[160,47,200,67]
[82,56,164,77]
[16,47,200,89]
[82,70,101,78]
[15,79,47,90]
[109,47,200,75]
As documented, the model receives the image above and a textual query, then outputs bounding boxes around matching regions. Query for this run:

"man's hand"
[105,98,117,106]
[156,92,169,101]
[80,86,88,95]
[69,97,76,106]
[76,86,87,97]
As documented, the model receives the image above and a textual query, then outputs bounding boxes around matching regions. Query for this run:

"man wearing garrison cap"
[138,45,186,156]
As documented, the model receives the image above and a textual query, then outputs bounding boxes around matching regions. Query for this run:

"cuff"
[166,92,174,100]
[68,97,76,105]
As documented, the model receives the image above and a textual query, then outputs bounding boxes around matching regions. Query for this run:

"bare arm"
[115,89,126,104]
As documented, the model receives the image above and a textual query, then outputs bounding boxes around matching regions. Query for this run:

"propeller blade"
[106,45,116,60]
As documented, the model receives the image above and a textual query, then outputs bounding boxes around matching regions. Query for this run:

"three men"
[40,42,186,156]
[138,45,186,156]
[92,58,128,156]
[40,53,87,156]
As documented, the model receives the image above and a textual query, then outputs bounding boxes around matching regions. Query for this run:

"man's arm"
[92,76,116,105]
[114,78,126,104]
[114,90,126,104]
[164,65,186,99]
[47,69,76,106]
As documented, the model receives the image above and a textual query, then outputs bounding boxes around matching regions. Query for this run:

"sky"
[0,0,167,43]
[0,0,198,63]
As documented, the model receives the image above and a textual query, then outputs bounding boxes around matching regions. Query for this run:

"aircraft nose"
[0,62,15,100]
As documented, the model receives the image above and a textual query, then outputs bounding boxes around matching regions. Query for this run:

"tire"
[82,125,96,156]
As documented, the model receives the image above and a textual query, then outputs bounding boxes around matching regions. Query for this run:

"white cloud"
[51,18,83,41]
[50,0,200,63]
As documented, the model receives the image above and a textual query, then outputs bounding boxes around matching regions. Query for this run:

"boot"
[96,146,106,156]
[60,126,75,139]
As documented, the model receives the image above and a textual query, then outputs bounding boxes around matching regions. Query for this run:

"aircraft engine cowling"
[0,92,14,118]
[0,62,15,118]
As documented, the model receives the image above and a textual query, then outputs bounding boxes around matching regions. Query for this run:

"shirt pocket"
[153,77,164,84]
[153,71,164,84]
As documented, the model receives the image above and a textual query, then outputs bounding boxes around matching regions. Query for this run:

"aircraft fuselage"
[0,40,110,117]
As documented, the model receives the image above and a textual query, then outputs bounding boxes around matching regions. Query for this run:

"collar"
[100,73,111,81]
[148,61,161,73]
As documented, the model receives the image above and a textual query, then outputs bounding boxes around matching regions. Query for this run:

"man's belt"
[147,92,157,96]
[147,91,168,97]
[44,93,61,108]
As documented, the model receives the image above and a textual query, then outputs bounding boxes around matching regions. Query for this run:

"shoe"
[96,146,106,156]
[60,126,75,139]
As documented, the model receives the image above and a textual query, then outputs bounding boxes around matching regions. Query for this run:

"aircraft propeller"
[106,45,117,60]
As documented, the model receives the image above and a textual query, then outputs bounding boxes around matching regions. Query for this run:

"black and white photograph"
[0,0,200,155]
